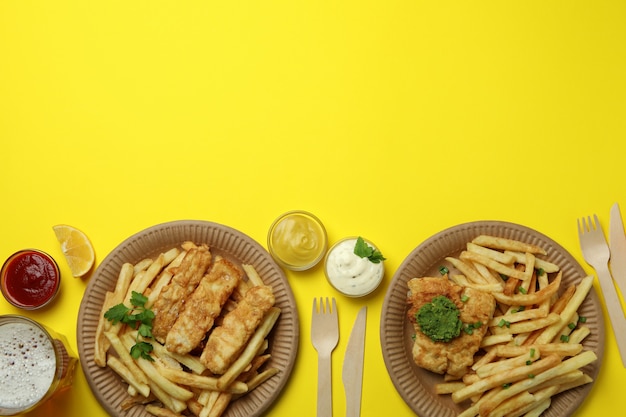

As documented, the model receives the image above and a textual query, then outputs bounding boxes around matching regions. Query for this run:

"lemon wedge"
[52,224,95,277]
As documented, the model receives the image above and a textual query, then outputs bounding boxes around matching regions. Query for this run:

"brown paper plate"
[77,220,299,417]
[380,221,604,417]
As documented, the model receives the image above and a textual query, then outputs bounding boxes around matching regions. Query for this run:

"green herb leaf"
[354,236,386,264]
[104,290,156,362]
[103,303,130,324]
[130,342,155,361]
[130,291,148,308]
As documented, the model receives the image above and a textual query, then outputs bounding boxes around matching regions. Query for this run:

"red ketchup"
[1,250,61,309]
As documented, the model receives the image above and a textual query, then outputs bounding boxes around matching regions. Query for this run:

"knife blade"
[342,306,367,417]
[609,202,626,297]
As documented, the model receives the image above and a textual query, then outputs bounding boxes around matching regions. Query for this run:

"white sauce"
[0,321,56,411]
[325,238,384,297]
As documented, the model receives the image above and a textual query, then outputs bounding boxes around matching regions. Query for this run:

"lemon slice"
[52,224,95,277]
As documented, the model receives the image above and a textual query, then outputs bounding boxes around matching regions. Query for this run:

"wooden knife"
[609,202,626,298]
[342,306,367,417]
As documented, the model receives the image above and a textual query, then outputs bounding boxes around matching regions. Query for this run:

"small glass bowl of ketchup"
[1,249,61,310]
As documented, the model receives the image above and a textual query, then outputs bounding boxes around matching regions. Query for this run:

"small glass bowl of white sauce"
[324,237,385,297]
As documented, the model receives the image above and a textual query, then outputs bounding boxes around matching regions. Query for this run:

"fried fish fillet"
[407,277,496,377]
[152,246,212,343]
[200,284,275,374]
[165,256,243,354]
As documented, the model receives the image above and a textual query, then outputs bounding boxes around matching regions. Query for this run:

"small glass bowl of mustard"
[267,210,328,271]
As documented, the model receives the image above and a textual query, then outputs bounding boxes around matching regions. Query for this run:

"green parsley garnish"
[354,236,386,264]
[104,291,156,361]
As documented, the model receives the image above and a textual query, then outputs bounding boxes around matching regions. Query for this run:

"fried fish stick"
[152,246,212,343]
[165,256,242,354]
[201,285,275,374]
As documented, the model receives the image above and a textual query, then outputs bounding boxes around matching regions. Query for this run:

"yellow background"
[1,1,625,416]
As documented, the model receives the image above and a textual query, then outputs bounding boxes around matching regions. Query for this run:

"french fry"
[492,271,561,306]
[147,380,188,414]
[489,390,536,417]
[434,381,466,395]
[145,404,181,417]
[471,235,547,255]
[480,333,513,347]
[145,250,187,309]
[445,256,487,284]
[490,308,551,327]
[216,307,281,390]
[452,354,562,403]
[467,242,516,265]
[150,336,206,375]
[243,367,279,392]
[493,312,561,335]
[120,333,194,402]
[107,355,151,397]
[503,385,559,417]
[535,275,593,344]
[477,350,597,416]
[242,264,264,286]
[504,250,560,273]
[94,291,114,367]
[460,250,529,280]
[157,366,248,394]
[104,331,149,385]
[475,350,541,378]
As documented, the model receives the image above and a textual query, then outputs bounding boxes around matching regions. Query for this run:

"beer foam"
[0,322,56,410]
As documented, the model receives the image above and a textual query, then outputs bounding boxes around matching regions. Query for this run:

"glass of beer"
[0,315,77,415]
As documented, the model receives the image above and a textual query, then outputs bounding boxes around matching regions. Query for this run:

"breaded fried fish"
[165,256,242,354]
[152,246,212,343]
[407,277,496,377]
[200,284,275,374]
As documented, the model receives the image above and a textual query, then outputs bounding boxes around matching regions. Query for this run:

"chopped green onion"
[439,266,449,275]
[560,334,570,342]
[528,373,535,379]
[526,360,532,365]
[517,287,527,294]
[579,316,587,323]
[568,322,576,330]
[502,383,512,389]
[537,268,545,277]
[530,348,536,358]
[461,294,469,303]
[499,274,509,281]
